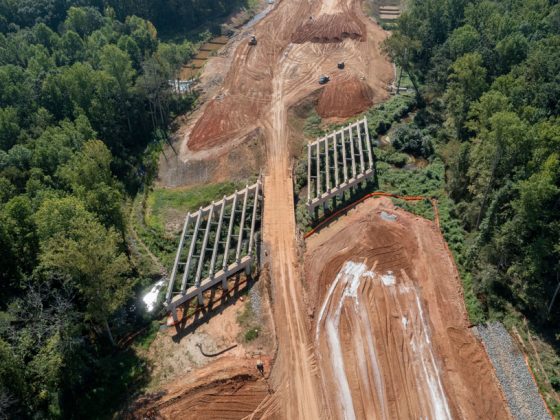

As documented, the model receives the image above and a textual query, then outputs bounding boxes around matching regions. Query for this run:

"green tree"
[39,217,130,345]
[0,107,20,150]
[467,111,528,228]
[64,7,104,38]
[444,52,487,138]
[100,45,134,132]
[57,140,124,230]
[381,32,421,97]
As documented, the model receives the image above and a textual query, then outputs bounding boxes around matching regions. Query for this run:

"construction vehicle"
[338,61,345,69]
[319,75,330,85]
[249,35,257,46]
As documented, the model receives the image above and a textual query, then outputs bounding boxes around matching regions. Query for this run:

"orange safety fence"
[304,191,439,239]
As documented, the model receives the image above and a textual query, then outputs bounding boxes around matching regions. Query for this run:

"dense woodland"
[385,0,560,327]
[0,1,250,418]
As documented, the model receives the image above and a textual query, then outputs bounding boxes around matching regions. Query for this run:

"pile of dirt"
[130,357,271,419]
[291,14,364,43]
[189,96,257,152]
[180,0,392,155]
[316,75,374,118]
[305,197,510,419]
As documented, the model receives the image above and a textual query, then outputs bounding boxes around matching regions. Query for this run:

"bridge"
[164,180,262,322]
[306,116,376,212]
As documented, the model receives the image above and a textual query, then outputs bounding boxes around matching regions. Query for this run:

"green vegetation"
[146,182,242,232]
[303,111,324,138]
[382,0,560,411]
[364,93,416,137]
[391,125,434,158]
[0,1,254,418]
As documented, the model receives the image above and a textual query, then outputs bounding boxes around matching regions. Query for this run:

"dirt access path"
[160,0,392,417]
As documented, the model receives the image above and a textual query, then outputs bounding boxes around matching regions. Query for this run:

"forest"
[0,1,250,418]
[383,0,560,391]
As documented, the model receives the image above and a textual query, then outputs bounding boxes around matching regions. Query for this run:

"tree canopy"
[385,0,560,324]
[0,0,242,416]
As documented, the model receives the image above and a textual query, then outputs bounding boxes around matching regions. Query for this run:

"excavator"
[249,35,257,46]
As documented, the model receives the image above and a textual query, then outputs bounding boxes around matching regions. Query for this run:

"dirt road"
[255,1,392,416]
[162,0,393,416]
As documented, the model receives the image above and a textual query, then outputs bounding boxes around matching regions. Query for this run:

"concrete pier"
[306,117,375,212]
[164,180,263,318]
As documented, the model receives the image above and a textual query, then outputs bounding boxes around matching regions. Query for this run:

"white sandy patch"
[381,271,396,286]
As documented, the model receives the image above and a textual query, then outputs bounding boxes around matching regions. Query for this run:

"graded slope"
[131,357,272,419]
[305,197,511,419]
[183,0,392,154]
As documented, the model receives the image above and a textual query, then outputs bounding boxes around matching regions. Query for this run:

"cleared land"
[305,197,511,419]
[145,0,513,418]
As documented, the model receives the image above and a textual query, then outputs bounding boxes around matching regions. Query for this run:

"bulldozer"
[249,35,257,46]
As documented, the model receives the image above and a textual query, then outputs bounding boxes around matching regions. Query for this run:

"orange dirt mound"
[188,96,256,152]
[305,197,510,419]
[292,14,364,43]
[316,75,374,118]
[131,357,271,419]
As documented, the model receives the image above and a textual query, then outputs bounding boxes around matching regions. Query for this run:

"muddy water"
[180,37,229,79]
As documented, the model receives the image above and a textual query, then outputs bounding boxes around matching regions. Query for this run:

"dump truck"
[249,35,257,46]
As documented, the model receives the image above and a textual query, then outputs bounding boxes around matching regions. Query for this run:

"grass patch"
[146,182,242,232]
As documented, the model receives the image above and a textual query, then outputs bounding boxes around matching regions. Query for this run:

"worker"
[256,360,265,376]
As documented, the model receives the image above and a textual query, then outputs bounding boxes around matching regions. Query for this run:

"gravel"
[474,322,551,420]
[250,284,262,318]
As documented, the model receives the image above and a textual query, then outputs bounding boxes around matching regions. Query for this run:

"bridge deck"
[307,117,376,212]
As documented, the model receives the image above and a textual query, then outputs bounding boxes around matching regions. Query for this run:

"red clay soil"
[188,95,259,152]
[186,0,393,153]
[316,74,374,118]
[305,197,511,419]
[131,357,273,419]
[291,13,364,43]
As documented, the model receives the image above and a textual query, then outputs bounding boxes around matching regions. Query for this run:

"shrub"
[391,125,434,158]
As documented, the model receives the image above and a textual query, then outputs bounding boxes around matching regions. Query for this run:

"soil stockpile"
[316,75,374,118]
[291,14,364,43]
[305,197,511,419]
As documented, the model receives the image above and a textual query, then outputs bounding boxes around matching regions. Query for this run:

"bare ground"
[305,197,511,419]
[142,0,511,418]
